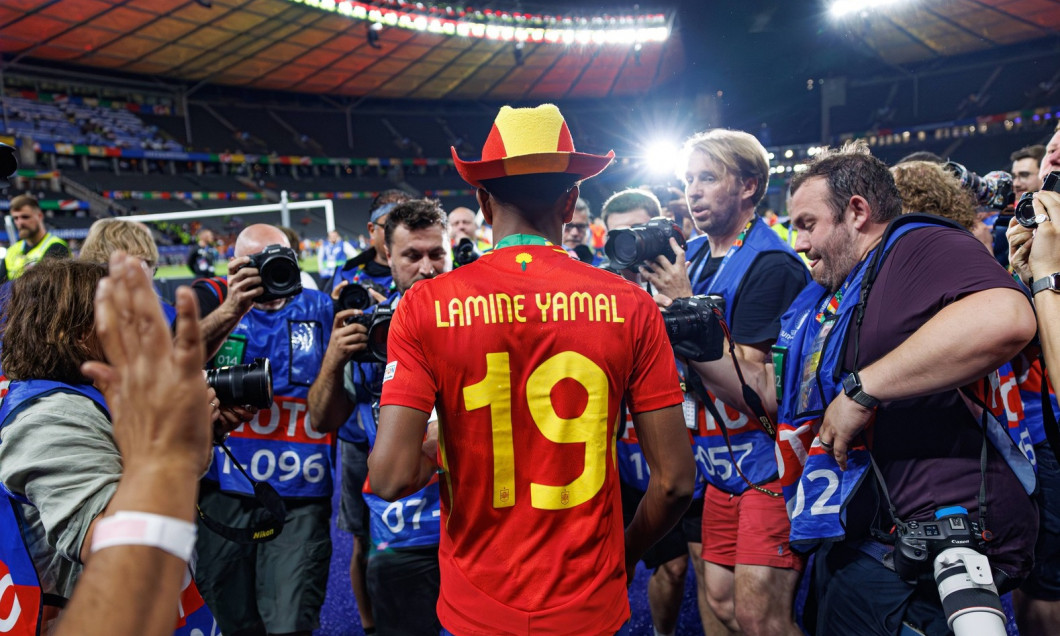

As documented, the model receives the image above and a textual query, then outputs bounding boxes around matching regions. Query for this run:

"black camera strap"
[1037,353,1060,457]
[715,312,777,438]
[686,370,781,498]
[197,442,287,544]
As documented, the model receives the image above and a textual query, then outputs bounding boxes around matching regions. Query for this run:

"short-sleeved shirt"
[841,226,1036,578]
[695,251,807,345]
[381,243,683,635]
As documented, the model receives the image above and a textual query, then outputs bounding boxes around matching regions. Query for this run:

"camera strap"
[197,443,288,544]
[715,310,777,438]
[686,370,781,498]
[1037,354,1060,457]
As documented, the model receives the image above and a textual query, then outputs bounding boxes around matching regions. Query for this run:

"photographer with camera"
[309,199,449,635]
[1005,175,1060,635]
[694,141,1037,636]
[637,130,808,636]
[194,224,337,636]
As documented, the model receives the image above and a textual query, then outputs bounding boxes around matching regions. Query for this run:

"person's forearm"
[199,305,243,361]
[859,288,1035,401]
[690,345,777,420]
[1036,293,1060,387]
[307,358,352,433]
[624,468,694,566]
[61,465,199,636]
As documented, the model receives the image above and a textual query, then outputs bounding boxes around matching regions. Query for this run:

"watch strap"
[844,372,880,409]
[1032,273,1060,296]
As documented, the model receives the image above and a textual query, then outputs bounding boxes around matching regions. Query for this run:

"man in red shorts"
[369,103,696,635]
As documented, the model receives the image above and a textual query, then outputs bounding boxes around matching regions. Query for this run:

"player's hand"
[639,238,694,300]
[324,309,369,370]
[223,256,263,318]
[82,253,213,475]
[1028,191,1060,279]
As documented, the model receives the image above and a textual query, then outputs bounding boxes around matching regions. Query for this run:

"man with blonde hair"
[640,128,808,636]
[80,219,160,270]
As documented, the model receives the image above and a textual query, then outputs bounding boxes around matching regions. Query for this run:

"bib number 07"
[463,351,610,511]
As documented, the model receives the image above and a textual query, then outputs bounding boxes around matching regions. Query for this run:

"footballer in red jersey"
[370,104,695,636]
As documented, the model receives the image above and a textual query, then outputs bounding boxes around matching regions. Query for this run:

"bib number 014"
[463,351,610,511]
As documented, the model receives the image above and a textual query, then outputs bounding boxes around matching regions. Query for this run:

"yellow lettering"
[465,295,490,324]
[552,292,569,323]
[535,293,551,322]
[488,293,497,323]
[448,297,465,327]
[513,295,527,323]
[435,300,450,327]
[611,295,624,323]
[496,293,513,323]
[570,292,594,322]
[595,294,611,323]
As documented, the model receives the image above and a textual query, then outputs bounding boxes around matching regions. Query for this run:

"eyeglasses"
[565,223,589,231]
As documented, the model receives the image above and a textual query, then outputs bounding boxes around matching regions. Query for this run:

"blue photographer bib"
[205,289,337,498]
[362,398,441,550]
[338,290,402,445]
[685,217,808,494]
[773,216,1037,550]
[0,381,214,635]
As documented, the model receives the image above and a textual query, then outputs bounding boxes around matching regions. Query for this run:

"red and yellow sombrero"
[451,104,615,189]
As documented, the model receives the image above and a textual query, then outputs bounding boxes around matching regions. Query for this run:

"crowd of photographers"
[2,116,1060,636]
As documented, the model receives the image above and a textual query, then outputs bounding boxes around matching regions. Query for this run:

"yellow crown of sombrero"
[451,104,615,189]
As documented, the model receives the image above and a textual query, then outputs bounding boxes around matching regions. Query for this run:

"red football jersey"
[381,243,682,635]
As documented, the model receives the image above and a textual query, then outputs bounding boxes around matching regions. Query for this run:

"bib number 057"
[463,351,610,511]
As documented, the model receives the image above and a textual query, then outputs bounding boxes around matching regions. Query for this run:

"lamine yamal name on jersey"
[434,292,627,328]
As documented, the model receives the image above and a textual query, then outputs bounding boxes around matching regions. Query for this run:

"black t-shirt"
[695,251,807,346]
[840,225,1035,579]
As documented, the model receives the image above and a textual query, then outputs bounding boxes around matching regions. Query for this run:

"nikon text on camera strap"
[197,442,287,544]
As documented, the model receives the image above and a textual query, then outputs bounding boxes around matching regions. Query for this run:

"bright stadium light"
[644,141,682,177]
[829,0,908,18]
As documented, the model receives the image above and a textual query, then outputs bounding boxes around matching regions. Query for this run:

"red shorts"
[701,481,804,571]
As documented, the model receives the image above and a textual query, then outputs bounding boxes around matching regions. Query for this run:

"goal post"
[120,191,335,232]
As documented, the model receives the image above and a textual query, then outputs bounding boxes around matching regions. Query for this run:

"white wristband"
[91,511,197,562]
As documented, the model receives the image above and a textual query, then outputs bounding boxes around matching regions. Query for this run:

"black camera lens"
[1015,172,1060,229]
[454,238,480,267]
[605,229,642,269]
[603,217,686,271]
[261,255,299,291]
[338,284,373,311]
[0,143,16,187]
[206,357,273,409]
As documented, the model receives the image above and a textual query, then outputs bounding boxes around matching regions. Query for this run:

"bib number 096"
[463,351,610,510]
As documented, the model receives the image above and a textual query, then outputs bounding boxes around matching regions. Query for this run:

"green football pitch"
[155,257,319,279]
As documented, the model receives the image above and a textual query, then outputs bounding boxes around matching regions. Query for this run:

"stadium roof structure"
[0,0,685,101]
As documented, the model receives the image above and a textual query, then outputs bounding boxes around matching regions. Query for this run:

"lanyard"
[688,217,755,293]
[493,234,553,249]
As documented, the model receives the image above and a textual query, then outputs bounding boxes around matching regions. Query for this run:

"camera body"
[454,238,481,267]
[892,506,981,582]
[243,244,302,303]
[662,294,726,362]
[337,280,388,313]
[206,357,274,409]
[944,162,1014,211]
[348,305,394,364]
[603,217,686,271]
[1015,171,1060,228]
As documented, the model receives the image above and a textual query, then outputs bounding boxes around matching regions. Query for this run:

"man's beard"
[810,226,859,292]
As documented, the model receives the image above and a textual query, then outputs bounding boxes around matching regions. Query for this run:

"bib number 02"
[463,351,610,511]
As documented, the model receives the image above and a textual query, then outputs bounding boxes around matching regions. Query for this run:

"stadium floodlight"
[644,141,682,178]
[829,0,909,19]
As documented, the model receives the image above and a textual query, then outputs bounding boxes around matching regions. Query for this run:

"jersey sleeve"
[379,285,437,414]
[624,294,683,415]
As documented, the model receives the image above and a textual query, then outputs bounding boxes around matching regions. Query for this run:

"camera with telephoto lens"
[1014,171,1060,229]
[454,237,480,267]
[206,357,273,409]
[662,295,726,362]
[892,506,1006,636]
[242,244,302,302]
[348,305,394,364]
[943,162,1014,211]
[604,217,686,271]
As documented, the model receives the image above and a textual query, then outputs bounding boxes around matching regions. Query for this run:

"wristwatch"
[843,372,880,409]
[1031,273,1060,296]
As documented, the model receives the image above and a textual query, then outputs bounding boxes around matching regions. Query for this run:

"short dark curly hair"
[384,198,447,247]
[790,140,902,223]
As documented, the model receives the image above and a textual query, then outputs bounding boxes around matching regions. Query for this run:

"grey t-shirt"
[0,392,119,599]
